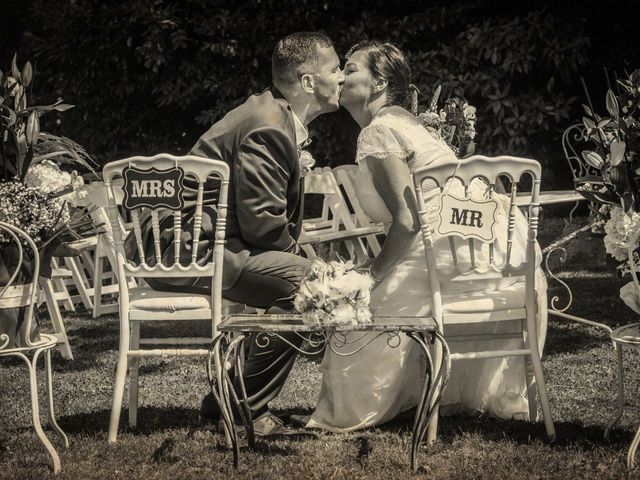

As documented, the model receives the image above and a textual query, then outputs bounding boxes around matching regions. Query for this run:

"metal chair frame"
[0,221,69,475]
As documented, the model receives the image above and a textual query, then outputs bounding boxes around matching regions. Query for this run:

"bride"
[305,41,548,432]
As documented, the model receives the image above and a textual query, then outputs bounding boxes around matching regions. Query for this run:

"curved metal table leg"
[628,422,640,469]
[605,343,625,439]
[210,333,240,467]
[407,331,451,471]
[22,350,62,476]
[44,349,69,448]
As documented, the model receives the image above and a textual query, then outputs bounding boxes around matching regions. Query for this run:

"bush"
[11,0,637,188]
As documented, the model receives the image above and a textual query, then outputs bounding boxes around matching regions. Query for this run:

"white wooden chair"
[332,164,385,258]
[89,203,138,318]
[0,221,69,475]
[299,167,382,262]
[103,154,231,443]
[412,154,555,444]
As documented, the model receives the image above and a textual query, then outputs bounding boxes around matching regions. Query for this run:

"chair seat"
[129,288,211,312]
[443,282,525,314]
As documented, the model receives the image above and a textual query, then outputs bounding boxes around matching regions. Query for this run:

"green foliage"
[21,1,593,178]
[0,54,96,181]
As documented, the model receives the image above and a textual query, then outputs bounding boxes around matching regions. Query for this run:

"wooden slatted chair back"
[412,155,541,295]
[102,154,230,288]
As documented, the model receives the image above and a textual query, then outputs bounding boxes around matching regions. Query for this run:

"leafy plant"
[576,69,640,212]
[0,54,75,180]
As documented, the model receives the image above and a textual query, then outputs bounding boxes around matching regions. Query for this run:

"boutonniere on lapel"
[297,138,315,178]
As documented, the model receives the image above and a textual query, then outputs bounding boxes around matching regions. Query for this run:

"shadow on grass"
[379,413,632,451]
[59,406,203,435]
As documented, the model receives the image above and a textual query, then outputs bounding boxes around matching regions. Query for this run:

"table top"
[219,313,438,333]
[611,322,640,346]
[516,189,585,206]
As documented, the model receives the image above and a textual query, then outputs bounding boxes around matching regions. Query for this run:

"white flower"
[299,150,316,177]
[603,206,640,261]
[295,258,374,325]
[620,281,640,314]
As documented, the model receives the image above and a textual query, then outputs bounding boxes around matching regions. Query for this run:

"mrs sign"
[123,166,185,210]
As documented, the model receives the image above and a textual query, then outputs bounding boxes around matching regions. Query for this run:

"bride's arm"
[365,154,420,282]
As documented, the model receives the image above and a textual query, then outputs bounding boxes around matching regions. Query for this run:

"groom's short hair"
[272,32,334,88]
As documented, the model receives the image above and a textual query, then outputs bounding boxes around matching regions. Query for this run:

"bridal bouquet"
[293,259,374,326]
[417,85,477,158]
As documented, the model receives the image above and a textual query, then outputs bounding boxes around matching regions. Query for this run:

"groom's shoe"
[253,412,294,437]
[216,412,316,438]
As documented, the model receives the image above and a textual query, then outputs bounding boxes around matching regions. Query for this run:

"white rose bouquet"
[293,259,375,326]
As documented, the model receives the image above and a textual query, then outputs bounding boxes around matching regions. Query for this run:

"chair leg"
[108,332,130,443]
[605,343,625,438]
[526,314,556,440]
[40,278,74,360]
[92,240,106,319]
[23,350,62,476]
[64,256,94,311]
[128,321,140,429]
[425,323,443,444]
[51,258,75,312]
[522,318,538,422]
[44,349,69,448]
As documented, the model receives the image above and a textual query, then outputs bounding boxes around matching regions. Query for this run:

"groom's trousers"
[214,249,310,419]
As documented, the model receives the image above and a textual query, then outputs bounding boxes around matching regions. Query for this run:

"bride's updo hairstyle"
[346,41,412,109]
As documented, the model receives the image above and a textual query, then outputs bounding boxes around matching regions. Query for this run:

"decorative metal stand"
[542,217,640,469]
[207,314,450,471]
[605,323,640,469]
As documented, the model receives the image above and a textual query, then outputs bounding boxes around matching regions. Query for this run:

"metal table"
[606,323,640,469]
[207,314,450,471]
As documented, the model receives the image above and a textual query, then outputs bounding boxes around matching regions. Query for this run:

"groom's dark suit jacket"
[189,87,304,289]
[125,88,304,292]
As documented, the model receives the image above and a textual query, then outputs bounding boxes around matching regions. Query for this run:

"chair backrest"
[102,154,230,296]
[332,164,384,257]
[0,221,41,350]
[303,167,353,233]
[562,123,600,184]
[412,155,541,317]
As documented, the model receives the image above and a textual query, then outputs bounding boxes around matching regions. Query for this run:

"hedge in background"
[12,0,638,186]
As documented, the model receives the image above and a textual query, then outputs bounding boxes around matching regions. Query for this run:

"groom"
[193,32,344,435]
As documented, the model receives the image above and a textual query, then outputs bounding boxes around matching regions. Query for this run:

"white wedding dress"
[307,110,548,432]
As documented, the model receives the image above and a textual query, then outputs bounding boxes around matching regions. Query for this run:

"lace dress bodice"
[353,110,457,225]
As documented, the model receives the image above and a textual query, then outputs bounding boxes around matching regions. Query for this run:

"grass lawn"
[1,215,640,479]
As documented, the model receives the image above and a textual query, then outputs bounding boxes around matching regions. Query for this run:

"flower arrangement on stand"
[573,69,640,310]
[0,54,99,348]
[293,259,374,326]
[575,69,640,212]
[416,85,477,158]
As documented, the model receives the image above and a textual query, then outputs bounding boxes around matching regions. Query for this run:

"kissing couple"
[135,31,548,436]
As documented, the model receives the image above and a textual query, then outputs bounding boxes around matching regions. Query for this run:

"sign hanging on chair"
[436,193,499,242]
[122,166,185,210]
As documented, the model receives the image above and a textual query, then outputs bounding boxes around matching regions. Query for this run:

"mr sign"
[123,166,185,210]
[436,193,498,242]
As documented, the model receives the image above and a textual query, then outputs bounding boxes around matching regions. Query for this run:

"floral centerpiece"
[416,85,477,158]
[0,55,99,348]
[293,259,374,326]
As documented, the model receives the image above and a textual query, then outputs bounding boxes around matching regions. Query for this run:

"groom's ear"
[300,73,315,93]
